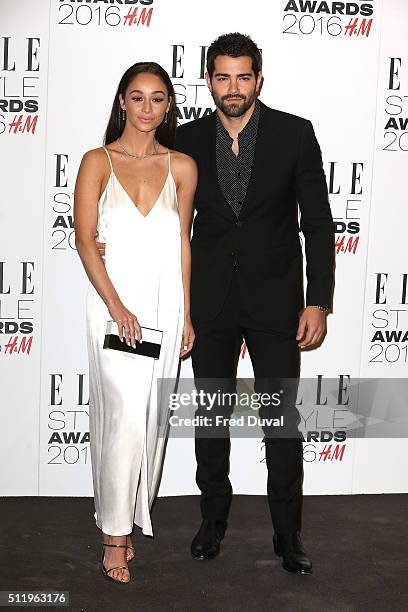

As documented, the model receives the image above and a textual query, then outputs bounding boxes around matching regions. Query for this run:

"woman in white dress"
[74,62,197,584]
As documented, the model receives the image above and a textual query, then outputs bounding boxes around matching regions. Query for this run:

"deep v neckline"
[103,147,171,219]
[112,168,170,218]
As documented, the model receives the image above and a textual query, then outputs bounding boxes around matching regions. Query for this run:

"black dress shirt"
[216,99,260,217]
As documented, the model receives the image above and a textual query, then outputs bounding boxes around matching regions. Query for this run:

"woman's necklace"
[117,137,158,160]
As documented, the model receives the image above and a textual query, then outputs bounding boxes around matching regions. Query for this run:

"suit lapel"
[239,100,269,219]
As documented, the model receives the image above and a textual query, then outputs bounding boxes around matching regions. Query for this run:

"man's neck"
[216,99,257,140]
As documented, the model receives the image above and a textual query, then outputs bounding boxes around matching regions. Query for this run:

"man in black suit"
[175,32,334,574]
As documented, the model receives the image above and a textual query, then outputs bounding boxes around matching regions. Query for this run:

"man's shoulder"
[176,112,215,136]
[260,101,309,130]
[175,113,215,154]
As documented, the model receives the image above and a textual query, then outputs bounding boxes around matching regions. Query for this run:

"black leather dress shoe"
[191,519,227,560]
[273,531,313,574]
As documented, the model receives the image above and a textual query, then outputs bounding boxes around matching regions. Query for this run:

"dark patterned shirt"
[216,99,260,217]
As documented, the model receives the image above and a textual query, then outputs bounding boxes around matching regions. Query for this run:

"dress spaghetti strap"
[102,146,114,174]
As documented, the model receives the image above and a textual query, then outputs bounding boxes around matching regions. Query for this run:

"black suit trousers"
[191,269,304,535]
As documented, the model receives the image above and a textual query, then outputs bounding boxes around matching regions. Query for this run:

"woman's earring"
[121,108,126,122]
[164,111,168,124]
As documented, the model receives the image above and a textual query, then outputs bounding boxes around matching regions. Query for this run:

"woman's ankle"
[102,532,127,544]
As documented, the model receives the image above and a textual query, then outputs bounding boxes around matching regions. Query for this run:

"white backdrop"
[1,0,407,499]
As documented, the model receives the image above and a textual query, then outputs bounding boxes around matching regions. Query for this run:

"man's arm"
[295,120,335,348]
[296,119,335,308]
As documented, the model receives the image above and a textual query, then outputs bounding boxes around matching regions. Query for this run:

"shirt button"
[236,221,242,227]
[231,251,235,257]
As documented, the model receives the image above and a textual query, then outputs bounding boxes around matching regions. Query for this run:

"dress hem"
[94,515,154,538]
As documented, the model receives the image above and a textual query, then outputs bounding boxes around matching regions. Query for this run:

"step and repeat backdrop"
[1,0,407,499]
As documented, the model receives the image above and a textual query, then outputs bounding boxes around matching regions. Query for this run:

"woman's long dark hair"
[104,62,177,148]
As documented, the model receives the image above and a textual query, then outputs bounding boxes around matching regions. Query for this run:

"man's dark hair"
[206,32,262,79]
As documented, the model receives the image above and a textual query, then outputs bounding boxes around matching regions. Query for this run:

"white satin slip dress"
[86,146,184,536]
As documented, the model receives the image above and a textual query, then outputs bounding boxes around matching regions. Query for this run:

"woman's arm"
[74,148,141,346]
[172,151,197,357]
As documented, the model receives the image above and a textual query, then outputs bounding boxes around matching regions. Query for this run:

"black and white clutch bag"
[103,320,163,359]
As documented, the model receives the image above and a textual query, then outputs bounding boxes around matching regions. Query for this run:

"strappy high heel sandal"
[101,542,131,584]
[126,536,135,563]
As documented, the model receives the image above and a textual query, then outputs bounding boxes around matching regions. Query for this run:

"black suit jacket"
[175,100,335,332]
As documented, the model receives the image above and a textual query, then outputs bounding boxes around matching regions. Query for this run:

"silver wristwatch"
[310,305,329,313]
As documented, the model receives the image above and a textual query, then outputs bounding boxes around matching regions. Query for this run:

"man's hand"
[95,238,106,260]
[296,306,327,349]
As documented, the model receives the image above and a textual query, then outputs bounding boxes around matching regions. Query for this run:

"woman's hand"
[95,237,106,260]
[180,317,195,357]
[107,297,142,348]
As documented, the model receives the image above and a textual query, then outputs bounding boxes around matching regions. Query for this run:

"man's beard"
[212,89,257,117]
